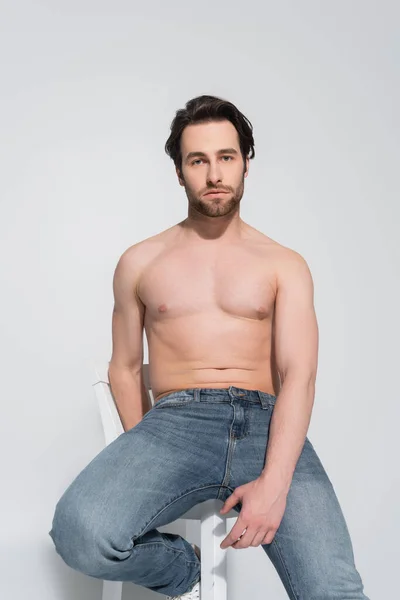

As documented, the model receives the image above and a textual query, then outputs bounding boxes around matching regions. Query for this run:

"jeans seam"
[154,400,194,409]
[186,572,201,591]
[130,540,200,596]
[134,483,220,540]
[132,540,199,565]
[270,536,300,600]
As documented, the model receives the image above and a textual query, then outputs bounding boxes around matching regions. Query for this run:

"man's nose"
[206,162,222,184]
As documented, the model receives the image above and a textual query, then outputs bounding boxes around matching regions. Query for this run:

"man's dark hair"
[165,95,255,173]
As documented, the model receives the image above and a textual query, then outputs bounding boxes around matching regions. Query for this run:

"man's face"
[177,120,249,218]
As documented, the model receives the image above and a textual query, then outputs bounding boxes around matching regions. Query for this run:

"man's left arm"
[260,250,319,494]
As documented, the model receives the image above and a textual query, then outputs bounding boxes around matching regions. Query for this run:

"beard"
[183,175,245,218]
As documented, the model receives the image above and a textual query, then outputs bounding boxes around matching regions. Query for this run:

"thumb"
[220,490,239,513]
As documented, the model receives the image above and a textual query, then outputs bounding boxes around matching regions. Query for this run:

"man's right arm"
[108,247,151,432]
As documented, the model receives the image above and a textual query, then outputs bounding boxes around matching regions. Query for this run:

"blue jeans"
[49,386,370,598]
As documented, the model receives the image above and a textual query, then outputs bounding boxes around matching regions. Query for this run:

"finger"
[263,530,276,545]
[220,518,246,548]
[251,530,269,547]
[230,527,255,549]
[220,528,237,548]
[220,492,238,512]
[221,524,247,548]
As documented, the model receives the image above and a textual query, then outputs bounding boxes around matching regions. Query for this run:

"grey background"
[1,1,398,598]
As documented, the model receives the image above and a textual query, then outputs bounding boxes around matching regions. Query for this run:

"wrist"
[259,468,292,494]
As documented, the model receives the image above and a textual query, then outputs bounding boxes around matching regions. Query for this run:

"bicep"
[273,251,319,383]
[109,250,145,373]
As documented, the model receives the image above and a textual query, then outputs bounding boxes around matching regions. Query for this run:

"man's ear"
[176,166,184,187]
[244,156,250,178]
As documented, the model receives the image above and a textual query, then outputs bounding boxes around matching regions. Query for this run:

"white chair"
[92,361,237,600]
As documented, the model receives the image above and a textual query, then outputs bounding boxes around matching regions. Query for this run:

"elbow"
[108,362,142,380]
[281,368,317,388]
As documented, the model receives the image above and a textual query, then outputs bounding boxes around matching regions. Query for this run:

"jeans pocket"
[153,395,194,409]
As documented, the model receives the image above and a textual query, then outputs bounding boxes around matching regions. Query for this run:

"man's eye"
[192,156,232,165]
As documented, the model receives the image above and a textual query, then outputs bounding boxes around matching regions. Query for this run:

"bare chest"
[138,245,277,322]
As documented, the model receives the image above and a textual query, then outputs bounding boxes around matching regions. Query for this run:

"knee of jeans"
[48,492,115,577]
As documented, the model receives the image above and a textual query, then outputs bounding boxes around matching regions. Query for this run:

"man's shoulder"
[252,232,311,291]
[244,226,301,258]
[269,244,313,290]
[119,225,309,274]
[253,230,306,267]
[117,225,179,269]
[270,244,308,266]
[131,223,181,250]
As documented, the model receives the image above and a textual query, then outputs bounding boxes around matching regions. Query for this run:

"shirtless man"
[49,95,370,600]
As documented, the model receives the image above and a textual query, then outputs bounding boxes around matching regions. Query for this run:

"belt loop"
[193,388,201,403]
[257,390,269,409]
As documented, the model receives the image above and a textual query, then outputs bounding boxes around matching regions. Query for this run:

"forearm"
[108,365,152,432]
[260,375,316,492]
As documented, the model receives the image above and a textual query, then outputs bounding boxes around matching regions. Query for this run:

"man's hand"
[219,476,288,549]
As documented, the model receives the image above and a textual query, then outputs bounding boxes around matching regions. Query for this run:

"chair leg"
[102,581,123,600]
[200,502,228,600]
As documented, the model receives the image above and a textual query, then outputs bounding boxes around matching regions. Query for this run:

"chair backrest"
[92,361,154,445]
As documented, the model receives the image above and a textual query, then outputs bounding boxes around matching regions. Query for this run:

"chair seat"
[181,500,236,520]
